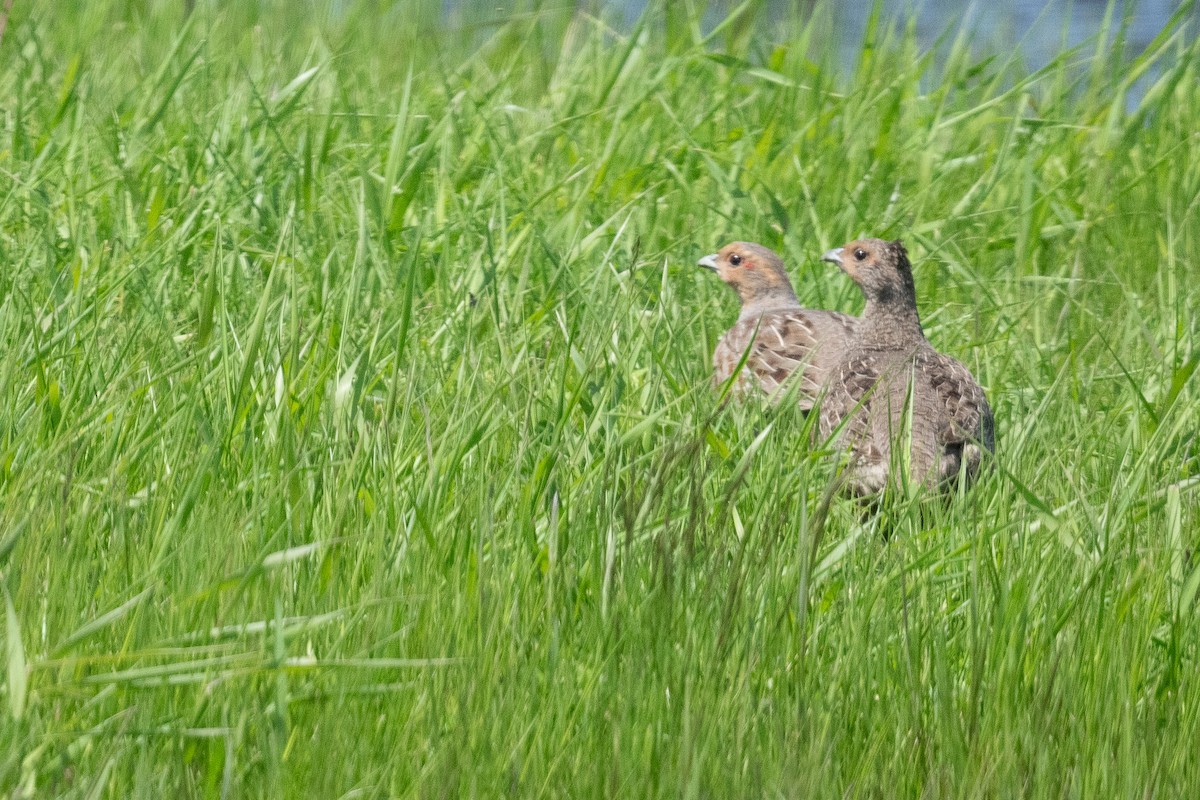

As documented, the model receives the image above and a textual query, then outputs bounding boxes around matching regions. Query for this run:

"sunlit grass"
[0,0,1198,796]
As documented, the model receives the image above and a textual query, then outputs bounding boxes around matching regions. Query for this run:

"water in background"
[827,0,1187,71]
[443,1,1191,73]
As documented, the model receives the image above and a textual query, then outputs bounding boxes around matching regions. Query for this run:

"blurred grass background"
[0,0,1198,796]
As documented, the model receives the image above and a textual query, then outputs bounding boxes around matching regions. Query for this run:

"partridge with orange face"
[699,242,856,409]
[818,238,994,495]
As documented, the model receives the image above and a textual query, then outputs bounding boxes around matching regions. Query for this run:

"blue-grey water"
[826,0,1187,71]
[443,1,1192,73]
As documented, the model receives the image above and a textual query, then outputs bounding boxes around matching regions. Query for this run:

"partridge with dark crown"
[818,239,994,495]
[699,242,857,409]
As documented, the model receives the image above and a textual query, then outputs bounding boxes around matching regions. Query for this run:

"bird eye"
[729,254,742,266]
[854,248,867,261]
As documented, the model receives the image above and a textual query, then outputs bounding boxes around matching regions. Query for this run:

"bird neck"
[737,286,800,319]
[859,297,924,347]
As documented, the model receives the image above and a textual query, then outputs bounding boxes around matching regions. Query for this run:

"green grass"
[1,0,1198,795]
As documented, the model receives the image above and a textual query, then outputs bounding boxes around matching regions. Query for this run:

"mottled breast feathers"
[818,343,995,495]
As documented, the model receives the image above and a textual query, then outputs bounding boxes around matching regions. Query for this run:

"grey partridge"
[817,239,994,495]
[700,242,857,410]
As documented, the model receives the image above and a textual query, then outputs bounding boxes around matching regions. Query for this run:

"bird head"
[698,242,797,307]
[821,238,915,306]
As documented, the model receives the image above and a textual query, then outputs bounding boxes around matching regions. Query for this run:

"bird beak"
[820,248,844,266]
[697,254,719,271]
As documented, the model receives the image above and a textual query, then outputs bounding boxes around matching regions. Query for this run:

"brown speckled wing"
[921,350,995,482]
[921,351,994,450]
[714,310,856,409]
